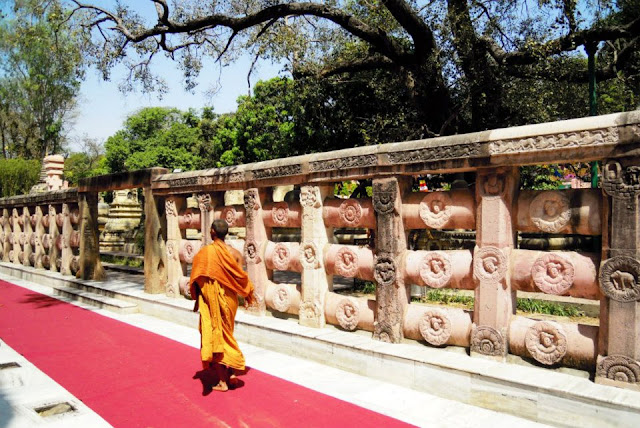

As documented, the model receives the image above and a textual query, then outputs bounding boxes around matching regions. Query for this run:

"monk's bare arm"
[227,245,244,267]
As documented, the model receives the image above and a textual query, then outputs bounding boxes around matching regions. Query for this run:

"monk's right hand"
[244,292,256,308]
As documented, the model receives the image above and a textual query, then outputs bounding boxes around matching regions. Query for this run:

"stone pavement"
[0,272,553,428]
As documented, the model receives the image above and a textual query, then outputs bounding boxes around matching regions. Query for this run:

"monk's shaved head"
[211,219,228,240]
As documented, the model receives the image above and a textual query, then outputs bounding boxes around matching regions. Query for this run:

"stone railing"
[1,111,639,391]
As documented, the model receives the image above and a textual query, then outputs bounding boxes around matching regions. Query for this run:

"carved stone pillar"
[143,187,167,294]
[77,192,106,281]
[165,196,185,297]
[244,188,270,314]
[48,205,61,272]
[1,209,9,262]
[471,168,518,360]
[372,177,410,343]
[22,207,33,267]
[60,203,73,276]
[11,208,22,265]
[597,158,640,390]
[299,185,333,328]
[33,206,45,269]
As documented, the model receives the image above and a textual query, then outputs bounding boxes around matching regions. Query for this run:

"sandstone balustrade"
[1,112,640,391]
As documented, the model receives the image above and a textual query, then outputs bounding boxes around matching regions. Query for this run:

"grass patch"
[353,280,376,294]
[100,254,143,268]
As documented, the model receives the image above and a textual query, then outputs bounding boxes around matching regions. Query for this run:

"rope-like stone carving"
[165,199,178,218]
[335,247,359,277]
[419,192,452,228]
[374,254,396,286]
[338,199,362,227]
[419,309,452,346]
[531,253,575,295]
[419,252,452,288]
[529,191,571,233]
[599,256,640,302]
[336,298,360,331]
[272,243,291,271]
[272,284,291,312]
[473,246,507,282]
[222,206,237,227]
[373,181,396,215]
[300,186,321,208]
[471,325,505,356]
[300,241,321,269]
[271,202,290,227]
[525,321,567,365]
[596,355,640,384]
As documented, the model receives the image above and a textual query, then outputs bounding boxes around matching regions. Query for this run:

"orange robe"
[189,239,254,370]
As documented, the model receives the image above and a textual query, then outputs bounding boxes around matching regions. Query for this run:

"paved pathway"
[0,272,553,428]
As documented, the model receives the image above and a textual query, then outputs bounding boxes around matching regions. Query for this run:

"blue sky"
[69,53,283,150]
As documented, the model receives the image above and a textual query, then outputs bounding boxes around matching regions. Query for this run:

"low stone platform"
[1,261,638,428]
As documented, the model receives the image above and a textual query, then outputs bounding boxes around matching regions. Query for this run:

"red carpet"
[0,279,413,428]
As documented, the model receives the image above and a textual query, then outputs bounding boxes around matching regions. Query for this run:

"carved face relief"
[271,202,289,227]
[272,284,291,312]
[419,309,451,346]
[336,298,360,331]
[529,191,571,233]
[299,301,321,322]
[272,243,290,271]
[245,241,260,264]
[196,194,212,212]
[597,355,640,384]
[525,322,567,365]
[419,192,452,228]
[473,246,507,282]
[180,240,199,264]
[300,186,321,208]
[470,325,504,357]
[373,182,396,215]
[374,254,396,286]
[300,242,320,269]
[243,190,260,212]
[339,199,362,227]
[166,241,177,261]
[481,173,505,197]
[599,257,640,302]
[531,253,575,295]
[419,252,452,288]
[335,247,359,277]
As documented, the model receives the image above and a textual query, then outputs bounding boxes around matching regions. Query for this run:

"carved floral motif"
[529,191,571,233]
[525,321,567,365]
[531,253,575,295]
[470,325,505,356]
[338,199,362,227]
[336,298,360,331]
[335,247,359,277]
[272,243,291,271]
[473,246,507,282]
[374,254,396,286]
[271,202,290,226]
[272,284,291,312]
[373,182,396,215]
[222,206,238,227]
[599,256,640,302]
[597,355,640,384]
[300,186,321,208]
[419,192,452,228]
[179,240,200,264]
[419,252,452,288]
[419,309,452,346]
[300,242,321,269]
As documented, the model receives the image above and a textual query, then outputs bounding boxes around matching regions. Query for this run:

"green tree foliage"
[63,136,107,185]
[72,0,640,138]
[104,107,203,173]
[0,158,41,197]
[0,0,85,159]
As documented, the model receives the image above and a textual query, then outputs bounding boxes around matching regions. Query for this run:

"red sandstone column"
[299,185,333,328]
[471,168,518,359]
[143,188,167,294]
[597,158,640,390]
[372,177,410,343]
[77,192,106,281]
[165,196,185,297]
[244,188,270,315]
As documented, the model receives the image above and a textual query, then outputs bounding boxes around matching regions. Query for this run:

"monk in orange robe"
[189,219,255,391]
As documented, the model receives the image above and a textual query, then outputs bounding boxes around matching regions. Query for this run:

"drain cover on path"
[35,402,76,418]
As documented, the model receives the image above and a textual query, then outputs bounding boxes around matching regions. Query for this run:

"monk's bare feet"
[212,381,228,392]
[228,374,241,389]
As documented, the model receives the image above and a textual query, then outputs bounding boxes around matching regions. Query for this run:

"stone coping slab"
[1,261,639,426]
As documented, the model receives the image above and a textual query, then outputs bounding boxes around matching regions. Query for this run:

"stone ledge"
[1,262,639,427]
